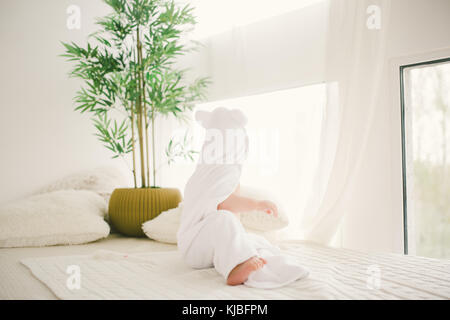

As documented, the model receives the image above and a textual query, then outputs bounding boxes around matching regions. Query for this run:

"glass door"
[400,58,450,259]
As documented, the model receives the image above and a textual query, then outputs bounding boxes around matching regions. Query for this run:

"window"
[400,58,450,259]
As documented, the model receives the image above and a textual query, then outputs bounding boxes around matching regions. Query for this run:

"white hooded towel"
[177,107,308,288]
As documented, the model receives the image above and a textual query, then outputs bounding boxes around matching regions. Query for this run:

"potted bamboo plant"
[62,0,208,236]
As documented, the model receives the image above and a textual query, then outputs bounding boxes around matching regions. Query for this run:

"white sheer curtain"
[160,0,392,245]
[299,0,392,244]
[160,1,330,197]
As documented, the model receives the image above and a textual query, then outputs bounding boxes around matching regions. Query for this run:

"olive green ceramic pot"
[108,187,182,237]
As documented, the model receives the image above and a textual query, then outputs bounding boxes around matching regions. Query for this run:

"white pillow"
[237,186,289,232]
[35,166,128,203]
[142,204,182,244]
[0,190,110,248]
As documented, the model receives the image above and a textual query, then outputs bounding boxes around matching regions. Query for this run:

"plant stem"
[129,55,137,188]
[137,32,150,188]
[151,103,156,187]
[130,101,137,188]
[136,27,146,188]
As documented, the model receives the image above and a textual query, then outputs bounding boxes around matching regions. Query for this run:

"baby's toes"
[254,259,262,268]
[256,258,265,269]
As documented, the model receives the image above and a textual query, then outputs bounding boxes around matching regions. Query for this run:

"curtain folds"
[165,0,393,246]
[299,0,392,244]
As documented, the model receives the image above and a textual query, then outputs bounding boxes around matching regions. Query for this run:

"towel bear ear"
[231,109,248,127]
[195,110,210,128]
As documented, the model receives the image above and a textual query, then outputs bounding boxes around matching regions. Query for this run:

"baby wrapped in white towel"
[177,107,308,288]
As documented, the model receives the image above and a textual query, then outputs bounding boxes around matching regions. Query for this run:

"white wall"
[0,0,132,205]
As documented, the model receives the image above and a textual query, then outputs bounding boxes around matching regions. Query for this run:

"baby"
[177,107,306,288]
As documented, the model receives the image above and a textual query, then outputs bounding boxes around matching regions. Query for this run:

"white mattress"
[1,234,449,299]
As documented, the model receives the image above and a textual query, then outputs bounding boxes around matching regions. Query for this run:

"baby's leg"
[217,193,259,213]
[218,192,279,217]
[183,211,263,284]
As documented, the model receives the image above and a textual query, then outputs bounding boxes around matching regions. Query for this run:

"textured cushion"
[142,203,182,244]
[0,190,110,248]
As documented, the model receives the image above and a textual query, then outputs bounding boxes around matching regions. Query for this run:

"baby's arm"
[218,187,278,217]
[218,193,259,213]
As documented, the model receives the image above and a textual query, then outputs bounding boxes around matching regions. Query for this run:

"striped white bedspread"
[21,241,450,300]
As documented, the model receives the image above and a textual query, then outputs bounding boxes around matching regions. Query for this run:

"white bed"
[0,234,449,300]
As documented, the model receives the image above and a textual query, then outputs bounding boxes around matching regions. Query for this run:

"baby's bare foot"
[226,256,267,286]
[257,200,278,217]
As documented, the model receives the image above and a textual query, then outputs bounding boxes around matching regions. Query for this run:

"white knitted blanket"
[21,241,450,300]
